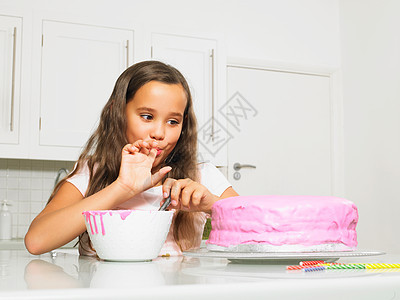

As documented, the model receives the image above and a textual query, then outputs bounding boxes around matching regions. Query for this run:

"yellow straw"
[365,263,400,269]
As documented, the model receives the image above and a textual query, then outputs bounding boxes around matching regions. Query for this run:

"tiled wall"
[0,159,74,239]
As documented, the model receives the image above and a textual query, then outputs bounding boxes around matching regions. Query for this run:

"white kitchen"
[1,0,400,299]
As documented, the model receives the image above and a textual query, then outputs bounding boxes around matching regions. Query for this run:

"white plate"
[183,248,385,264]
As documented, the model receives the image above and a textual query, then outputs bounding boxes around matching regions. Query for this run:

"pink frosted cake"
[206,195,358,252]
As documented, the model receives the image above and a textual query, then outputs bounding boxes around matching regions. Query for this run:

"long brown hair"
[49,60,202,251]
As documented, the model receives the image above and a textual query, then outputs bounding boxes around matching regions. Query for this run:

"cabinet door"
[39,21,133,152]
[0,16,22,145]
[151,33,218,163]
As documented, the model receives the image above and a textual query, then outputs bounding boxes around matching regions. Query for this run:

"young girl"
[25,60,238,256]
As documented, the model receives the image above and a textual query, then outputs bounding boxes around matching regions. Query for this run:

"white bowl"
[82,210,174,261]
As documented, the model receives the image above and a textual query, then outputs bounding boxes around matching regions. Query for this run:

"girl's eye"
[141,114,153,120]
[168,119,179,125]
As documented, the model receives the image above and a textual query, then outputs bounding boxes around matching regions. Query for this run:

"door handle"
[233,163,256,171]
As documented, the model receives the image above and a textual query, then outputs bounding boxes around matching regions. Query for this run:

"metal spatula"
[159,195,171,211]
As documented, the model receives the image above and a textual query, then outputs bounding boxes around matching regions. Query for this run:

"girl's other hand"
[161,178,218,213]
[117,140,171,196]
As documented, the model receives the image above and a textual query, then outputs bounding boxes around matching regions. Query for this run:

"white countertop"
[0,238,78,250]
[1,248,400,300]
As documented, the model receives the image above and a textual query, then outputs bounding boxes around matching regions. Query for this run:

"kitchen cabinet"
[151,33,227,166]
[33,21,134,160]
[0,15,22,147]
[0,18,134,160]
[151,33,216,133]
[0,14,226,163]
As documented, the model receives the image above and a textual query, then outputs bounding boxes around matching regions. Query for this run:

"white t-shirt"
[67,162,232,256]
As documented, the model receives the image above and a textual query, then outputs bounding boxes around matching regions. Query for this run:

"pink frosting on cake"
[207,195,358,250]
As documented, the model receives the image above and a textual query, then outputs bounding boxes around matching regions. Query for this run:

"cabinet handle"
[10,27,17,132]
[210,48,215,141]
[126,40,129,68]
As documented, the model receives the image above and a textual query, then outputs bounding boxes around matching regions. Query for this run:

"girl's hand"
[116,140,171,196]
[161,178,219,213]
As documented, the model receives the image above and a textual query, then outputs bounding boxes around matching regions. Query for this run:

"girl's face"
[125,81,187,170]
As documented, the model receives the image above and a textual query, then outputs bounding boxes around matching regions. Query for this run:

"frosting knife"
[159,195,171,211]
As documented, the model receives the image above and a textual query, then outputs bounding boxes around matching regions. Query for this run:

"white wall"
[0,159,74,238]
[339,0,400,253]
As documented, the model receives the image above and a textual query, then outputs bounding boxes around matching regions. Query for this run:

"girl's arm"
[219,186,239,200]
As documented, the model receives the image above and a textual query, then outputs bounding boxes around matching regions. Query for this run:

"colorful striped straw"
[286,261,342,270]
[326,264,365,270]
[286,265,304,270]
[299,260,325,266]
[325,263,400,270]
[365,263,400,269]
[287,262,400,272]
[303,266,326,272]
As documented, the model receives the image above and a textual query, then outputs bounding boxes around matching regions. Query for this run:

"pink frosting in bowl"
[82,210,174,261]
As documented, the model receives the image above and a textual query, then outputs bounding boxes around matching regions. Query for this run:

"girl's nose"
[150,123,165,141]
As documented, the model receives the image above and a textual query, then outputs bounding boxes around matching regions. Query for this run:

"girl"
[25,60,238,256]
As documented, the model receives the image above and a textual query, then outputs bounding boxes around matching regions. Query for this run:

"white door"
[0,16,22,145]
[225,66,337,196]
[40,21,133,149]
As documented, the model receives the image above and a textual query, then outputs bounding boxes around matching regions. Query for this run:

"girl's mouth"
[156,149,162,157]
